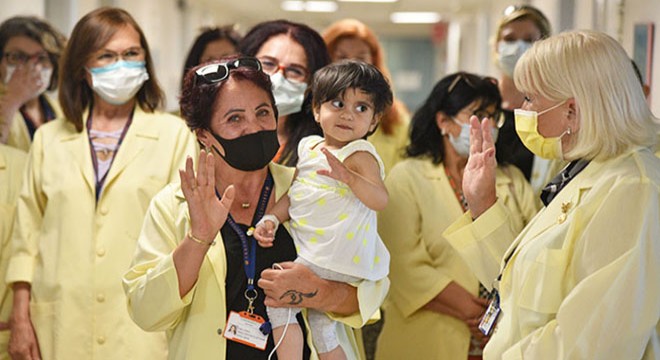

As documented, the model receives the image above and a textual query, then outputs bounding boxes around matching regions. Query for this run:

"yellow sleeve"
[164,114,198,182]
[0,146,27,325]
[504,178,660,359]
[378,167,452,318]
[326,277,390,328]
[505,164,542,225]
[6,129,47,284]
[122,185,195,332]
[443,200,517,290]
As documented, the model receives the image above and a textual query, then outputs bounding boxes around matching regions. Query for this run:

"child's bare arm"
[317,148,388,211]
[253,194,291,247]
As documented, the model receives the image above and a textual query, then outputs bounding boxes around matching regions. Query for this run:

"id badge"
[223,311,269,350]
[478,291,501,336]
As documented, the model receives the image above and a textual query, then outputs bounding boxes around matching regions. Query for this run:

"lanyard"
[86,108,134,203]
[218,171,273,313]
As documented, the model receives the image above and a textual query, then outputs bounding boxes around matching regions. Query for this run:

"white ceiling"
[191,0,495,37]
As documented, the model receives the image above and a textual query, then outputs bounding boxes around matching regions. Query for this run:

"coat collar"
[512,150,641,247]
[59,106,160,197]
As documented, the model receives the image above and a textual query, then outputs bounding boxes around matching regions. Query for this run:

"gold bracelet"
[187,231,215,246]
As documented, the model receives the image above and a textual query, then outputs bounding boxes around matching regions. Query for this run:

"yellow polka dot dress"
[288,136,390,281]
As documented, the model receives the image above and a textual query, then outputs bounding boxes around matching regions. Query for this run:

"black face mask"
[211,129,280,171]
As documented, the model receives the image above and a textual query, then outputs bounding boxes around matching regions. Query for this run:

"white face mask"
[88,60,149,105]
[497,40,533,78]
[448,119,499,158]
[4,64,53,97]
[269,72,307,116]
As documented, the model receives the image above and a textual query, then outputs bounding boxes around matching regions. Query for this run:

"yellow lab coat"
[0,145,27,360]
[375,158,539,360]
[368,107,410,175]
[2,94,61,152]
[123,162,390,360]
[6,108,197,359]
[444,147,660,359]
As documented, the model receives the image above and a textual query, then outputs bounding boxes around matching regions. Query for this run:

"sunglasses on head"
[448,73,498,94]
[195,57,262,83]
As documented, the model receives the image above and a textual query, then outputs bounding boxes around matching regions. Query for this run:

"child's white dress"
[267,135,390,353]
[289,135,390,281]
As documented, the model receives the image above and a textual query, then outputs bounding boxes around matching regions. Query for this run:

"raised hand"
[179,150,234,243]
[4,61,45,105]
[316,147,355,185]
[463,116,498,218]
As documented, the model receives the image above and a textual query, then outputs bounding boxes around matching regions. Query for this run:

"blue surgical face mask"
[87,60,149,105]
[448,118,499,158]
[497,40,533,78]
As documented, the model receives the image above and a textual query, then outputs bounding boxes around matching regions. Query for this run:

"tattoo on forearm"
[279,289,318,305]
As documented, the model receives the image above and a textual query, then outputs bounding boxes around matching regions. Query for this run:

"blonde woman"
[446,30,660,359]
[492,5,556,192]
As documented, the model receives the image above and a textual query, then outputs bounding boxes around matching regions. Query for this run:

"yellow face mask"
[514,100,569,159]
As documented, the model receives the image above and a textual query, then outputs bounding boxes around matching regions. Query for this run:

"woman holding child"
[123,56,388,359]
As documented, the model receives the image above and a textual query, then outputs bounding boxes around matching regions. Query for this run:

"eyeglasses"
[195,57,262,83]
[257,56,308,83]
[92,47,146,67]
[2,51,51,66]
[449,74,505,128]
[459,108,506,128]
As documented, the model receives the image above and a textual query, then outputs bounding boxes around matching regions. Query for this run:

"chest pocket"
[516,248,568,314]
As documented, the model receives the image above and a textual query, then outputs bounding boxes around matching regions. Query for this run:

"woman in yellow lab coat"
[375,72,539,360]
[6,8,197,360]
[323,19,410,175]
[123,56,388,360]
[0,16,66,151]
[0,144,26,360]
[445,30,660,359]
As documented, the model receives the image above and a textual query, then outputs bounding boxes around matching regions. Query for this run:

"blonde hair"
[514,30,659,161]
[495,5,551,43]
[322,19,407,135]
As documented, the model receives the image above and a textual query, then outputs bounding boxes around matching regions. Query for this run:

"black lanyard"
[86,108,134,203]
[217,171,273,313]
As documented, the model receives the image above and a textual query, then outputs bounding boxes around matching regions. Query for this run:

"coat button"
[96,293,105,303]
[97,336,106,344]
[217,328,223,335]
[96,248,106,257]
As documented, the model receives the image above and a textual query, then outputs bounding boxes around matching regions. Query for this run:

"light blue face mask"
[87,60,149,105]
[448,119,499,158]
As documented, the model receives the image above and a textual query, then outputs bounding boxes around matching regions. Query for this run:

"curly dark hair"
[179,55,276,131]
[406,72,502,165]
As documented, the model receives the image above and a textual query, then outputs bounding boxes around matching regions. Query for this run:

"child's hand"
[317,147,355,185]
[253,214,280,248]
